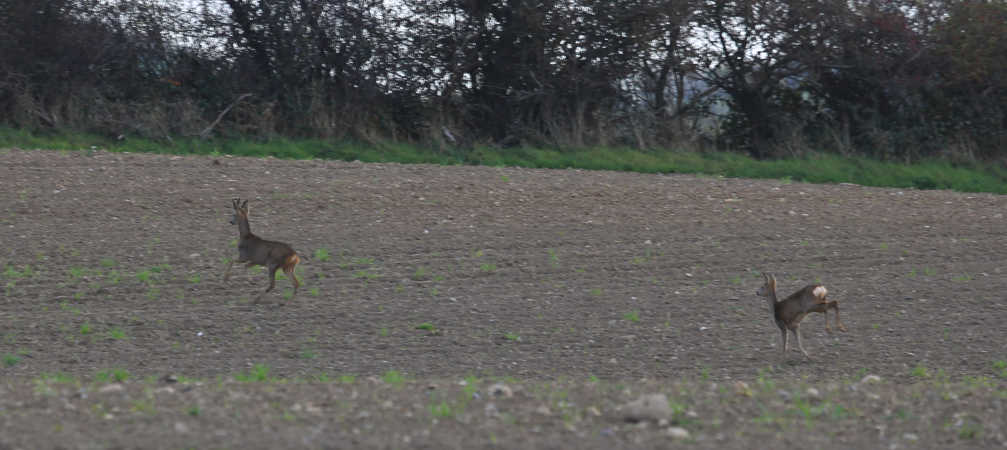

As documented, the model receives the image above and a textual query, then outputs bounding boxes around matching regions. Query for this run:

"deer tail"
[812,285,828,300]
[282,253,301,271]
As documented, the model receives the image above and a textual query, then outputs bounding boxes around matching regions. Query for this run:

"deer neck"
[237,216,253,239]
[765,286,779,311]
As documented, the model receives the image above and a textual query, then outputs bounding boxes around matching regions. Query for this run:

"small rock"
[488,383,513,398]
[952,412,967,427]
[667,427,691,439]
[174,422,190,433]
[777,389,792,401]
[903,433,919,441]
[806,387,820,399]
[620,394,672,422]
[587,406,601,417]
[484,402,499,418]
[860,375,882,384]
[734,381,752,397]
[98,384,124,394]
[535,405,552,416]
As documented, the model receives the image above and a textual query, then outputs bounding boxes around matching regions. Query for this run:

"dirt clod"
[620,394,672,423]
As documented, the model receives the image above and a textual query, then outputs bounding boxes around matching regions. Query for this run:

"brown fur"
[280,254,301,292]
[224,198,301,301]
[757,273,846,357]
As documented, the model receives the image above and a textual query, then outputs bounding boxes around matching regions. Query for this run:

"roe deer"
[756,273,846,357]
[224,198,301,301]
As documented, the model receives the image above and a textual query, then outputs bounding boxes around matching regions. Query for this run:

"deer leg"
[794,328,810,358]
[224,259,248,281]
[255,264,279,302]
[831,301,847,332]
[780,327,789,353]
[806,301,831,333]
[283,266,300,297]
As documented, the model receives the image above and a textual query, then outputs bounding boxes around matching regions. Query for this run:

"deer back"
[776,285,828,326]
[239,235,295,266]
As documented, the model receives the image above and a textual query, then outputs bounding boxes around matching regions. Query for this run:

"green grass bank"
[3,127,1006,194]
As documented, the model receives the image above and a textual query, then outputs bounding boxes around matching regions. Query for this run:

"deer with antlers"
[756,273,846,357]
[224,198,301,301]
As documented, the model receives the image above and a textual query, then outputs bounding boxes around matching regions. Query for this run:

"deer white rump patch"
[813,286,828,298]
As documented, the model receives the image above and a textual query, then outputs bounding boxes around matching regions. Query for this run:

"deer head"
[230,198,249,225]
[756,273,776,298]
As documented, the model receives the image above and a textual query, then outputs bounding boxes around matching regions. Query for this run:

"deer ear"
[241,199,248,210]
[232,198,239,209]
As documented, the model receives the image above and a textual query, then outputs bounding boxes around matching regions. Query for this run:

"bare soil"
[1,148,1005,449]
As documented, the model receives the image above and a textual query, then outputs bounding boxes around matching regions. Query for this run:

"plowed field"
[2,148,1005,449]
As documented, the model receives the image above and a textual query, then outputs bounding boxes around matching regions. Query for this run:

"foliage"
[0,0,1002,159]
